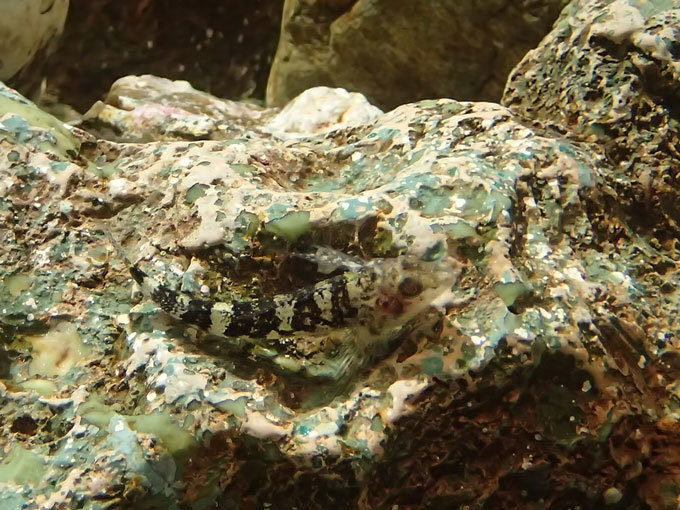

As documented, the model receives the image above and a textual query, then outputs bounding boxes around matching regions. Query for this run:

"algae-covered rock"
[1,24,680,504]
[266,0,569,110]
[503,0,680,244]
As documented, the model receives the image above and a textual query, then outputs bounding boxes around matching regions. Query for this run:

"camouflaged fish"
[106,231,457,377]
[131,254,454,338]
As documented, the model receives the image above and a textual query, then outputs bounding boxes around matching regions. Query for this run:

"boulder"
[267,0,569,110]
[1,1,680,501]
[0,0,69,95]
[503,0,680,245]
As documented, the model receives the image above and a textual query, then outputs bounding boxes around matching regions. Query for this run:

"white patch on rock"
[242,409,291,440]
[265,87,383,139]
[384,378,429,424]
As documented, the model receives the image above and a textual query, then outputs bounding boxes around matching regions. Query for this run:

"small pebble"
[603,487,622,505]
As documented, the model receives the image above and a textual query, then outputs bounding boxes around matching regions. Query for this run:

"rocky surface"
[0,1,679,509]
[503,0,680,248]
[266,0,570,110]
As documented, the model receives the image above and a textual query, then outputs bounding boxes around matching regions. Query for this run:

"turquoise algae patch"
[332,197,375,220]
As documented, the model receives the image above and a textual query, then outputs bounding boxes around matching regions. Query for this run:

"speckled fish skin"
[129,256,455,340]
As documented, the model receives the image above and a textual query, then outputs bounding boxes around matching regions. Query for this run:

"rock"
[503,0,680,244]
[264,86,383,138]
[1,3,680,500]
[0,0,69,96]
[266,0,569,110]
[80,76,382,144]
[44,0,284,113]
[80,75,275,143]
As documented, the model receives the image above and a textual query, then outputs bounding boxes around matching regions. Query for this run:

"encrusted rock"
[503,0,680,244]
[2,2,680,501]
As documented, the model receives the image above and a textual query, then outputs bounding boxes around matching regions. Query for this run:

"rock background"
[0,0,69,96]
[266,0,570,110]
[44,0,284,112]
[503,0,680,246]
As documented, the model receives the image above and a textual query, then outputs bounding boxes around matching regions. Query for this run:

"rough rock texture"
[1,2,680,508]
[0,79,675,508]
[266,0,569,110]
[79,75,382,144]
[44,0,283,113]
[503,0,680,246]
[0,0,69,96]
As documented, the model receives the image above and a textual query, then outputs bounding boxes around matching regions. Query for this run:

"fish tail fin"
[102,228,146,284]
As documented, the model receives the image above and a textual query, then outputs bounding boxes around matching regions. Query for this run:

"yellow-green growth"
[0,446,45,486]
[27,322,91,377]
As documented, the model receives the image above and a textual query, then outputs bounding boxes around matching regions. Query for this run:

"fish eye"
[398,276,424,297]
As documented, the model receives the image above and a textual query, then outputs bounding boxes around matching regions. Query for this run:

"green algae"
[3,273,31,297]
[80,397,196,456]
[232,210,260,244]
[422,355,444,376]
[230,163,257,176]
[185,183,209,204]
[0,445,45,486]
[0,96,79,159]
[18,378,58,396]
[27,322,91,377]
[264,210,311,241]
[435,221,478,240]
[493,281,530,307]
[127,413,196,456]
[88,161,120,178]
[214,396,248,418]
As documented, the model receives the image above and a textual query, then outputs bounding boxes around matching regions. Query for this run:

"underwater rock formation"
[503,0,680,247]
[0,0,69,96]
[266,0,569,110]
[0,1,679,508]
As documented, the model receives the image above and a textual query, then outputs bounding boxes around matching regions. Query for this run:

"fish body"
[130,255,456,340]
[108,230,457,379]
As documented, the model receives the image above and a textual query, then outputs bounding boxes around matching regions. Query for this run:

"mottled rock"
[0,0,69,95]
[81,76,383,145]
[503,0,680,244]
[80,75,274,143]
[267,0,569,110]
[2,25,680,504]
